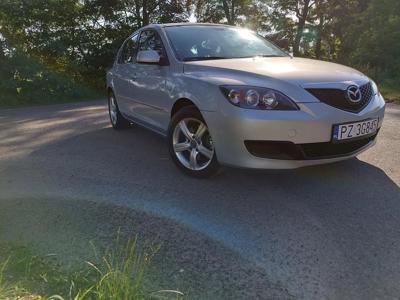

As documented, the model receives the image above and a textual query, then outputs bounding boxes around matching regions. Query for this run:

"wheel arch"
[171,98,200,117]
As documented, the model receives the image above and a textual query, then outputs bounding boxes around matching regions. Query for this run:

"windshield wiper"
[255,54,285,58]
[183,56,229,62]
[182,55,284,61]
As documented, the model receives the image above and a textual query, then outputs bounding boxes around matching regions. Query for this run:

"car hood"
[183,57,369,89]
[183,57,371,103]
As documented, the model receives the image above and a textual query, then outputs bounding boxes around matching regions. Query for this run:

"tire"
[168,106,220,178]
[108,91,130,129]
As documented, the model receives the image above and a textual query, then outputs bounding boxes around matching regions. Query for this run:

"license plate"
[333,118,379,141]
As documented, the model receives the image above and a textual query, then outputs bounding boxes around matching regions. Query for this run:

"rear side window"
[118,34,139,64]
[138,30,166,57]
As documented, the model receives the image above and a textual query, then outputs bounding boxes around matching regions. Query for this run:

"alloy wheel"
[172,118,215,171]
[109,95,118,126]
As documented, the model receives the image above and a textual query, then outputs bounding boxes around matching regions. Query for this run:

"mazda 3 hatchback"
[106,23,385,178]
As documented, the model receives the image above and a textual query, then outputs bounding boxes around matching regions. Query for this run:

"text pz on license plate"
[333,118,379,141]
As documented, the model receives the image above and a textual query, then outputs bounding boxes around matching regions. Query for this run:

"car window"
[118,34,139,64]
[165,26,287,61]
[138,30,166,57]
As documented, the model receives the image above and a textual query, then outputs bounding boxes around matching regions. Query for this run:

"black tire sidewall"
[108,91,130,129]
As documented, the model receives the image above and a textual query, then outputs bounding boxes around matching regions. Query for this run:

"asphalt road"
[0,101,399,300]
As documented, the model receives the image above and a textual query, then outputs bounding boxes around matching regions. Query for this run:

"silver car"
[106,23,385,178]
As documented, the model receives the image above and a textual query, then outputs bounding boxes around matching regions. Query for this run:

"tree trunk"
[293,0,311,56]
[0,40,5,60]
[230,0,235,25]
[142,0,149,26]
[315,14,324,59]
[222,0,234,25]
[134,0,142,27]
[293,17,306,56]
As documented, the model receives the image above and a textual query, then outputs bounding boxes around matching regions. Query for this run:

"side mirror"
[288,46,294,58]
[137,50,160,64]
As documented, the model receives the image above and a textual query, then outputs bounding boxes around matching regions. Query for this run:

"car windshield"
[165,25,288,62]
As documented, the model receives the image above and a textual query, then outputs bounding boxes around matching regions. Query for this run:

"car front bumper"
[202,94,386,169]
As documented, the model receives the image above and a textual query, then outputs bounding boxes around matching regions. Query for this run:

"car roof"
[143,23,235,30]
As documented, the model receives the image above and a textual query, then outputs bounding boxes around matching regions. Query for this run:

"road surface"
[0,101,399,299]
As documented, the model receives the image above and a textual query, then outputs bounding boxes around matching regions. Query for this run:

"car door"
[132,29,171,132]
[112,33,139,117]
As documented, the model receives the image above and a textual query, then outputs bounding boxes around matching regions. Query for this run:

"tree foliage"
[340,0,400,82]
[0,0,399,106]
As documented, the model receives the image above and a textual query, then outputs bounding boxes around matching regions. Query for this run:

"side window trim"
[116,40,128,65]
[137,30,151,58]
[117,32,139,65]
[128,33,139,64]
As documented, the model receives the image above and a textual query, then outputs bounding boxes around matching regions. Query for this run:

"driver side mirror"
[137,50,160,64]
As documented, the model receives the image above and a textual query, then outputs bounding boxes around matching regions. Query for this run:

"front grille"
[306,82,374,113]
[245,134,377,160]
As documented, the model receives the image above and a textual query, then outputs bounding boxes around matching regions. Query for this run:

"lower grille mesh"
[245,134,377,160]
[300,134,377,159]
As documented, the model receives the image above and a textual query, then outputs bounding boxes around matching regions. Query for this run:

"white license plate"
[333,118,379,141]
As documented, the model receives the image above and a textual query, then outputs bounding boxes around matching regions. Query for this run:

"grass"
[0,235,184,300]
[380,85,400,104]
[0,258,18,299]
[0,89,103,109]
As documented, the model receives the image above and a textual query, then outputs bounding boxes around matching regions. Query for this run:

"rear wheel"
[168,106,220,178]
[108,91,130,129]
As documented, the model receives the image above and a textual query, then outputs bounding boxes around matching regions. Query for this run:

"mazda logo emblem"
[346,85,362,104]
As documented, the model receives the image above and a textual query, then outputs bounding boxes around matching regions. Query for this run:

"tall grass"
[0,234,184,300]
[0,257,15,299]
[77,235,154,300]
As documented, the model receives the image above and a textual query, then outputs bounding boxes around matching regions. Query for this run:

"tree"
[221,0,236,25]
[0,0,190,90]
[339,0,400,80]
[0,0,399,106]
[268,0,316,56]
[194,0,226,23]
[193,0,250,25]
[292,0,315,56]
[313,0,326,58]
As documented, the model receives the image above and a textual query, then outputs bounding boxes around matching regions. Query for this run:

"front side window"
[165,26,288,61]
[138,30,166,57]
[118,34,139,64]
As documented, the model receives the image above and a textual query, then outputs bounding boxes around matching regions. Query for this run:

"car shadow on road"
[26,122,400,224]
[36,122,399,196]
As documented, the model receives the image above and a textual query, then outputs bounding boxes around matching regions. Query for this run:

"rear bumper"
[202,94,386,169]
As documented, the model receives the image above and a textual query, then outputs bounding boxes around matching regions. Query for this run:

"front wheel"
[168,106,220,178]
[108,91,130,129]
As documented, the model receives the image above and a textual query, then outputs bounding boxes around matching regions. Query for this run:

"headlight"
[245,89,260,106]
[371,80,379,96]
[220,86,299,110]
